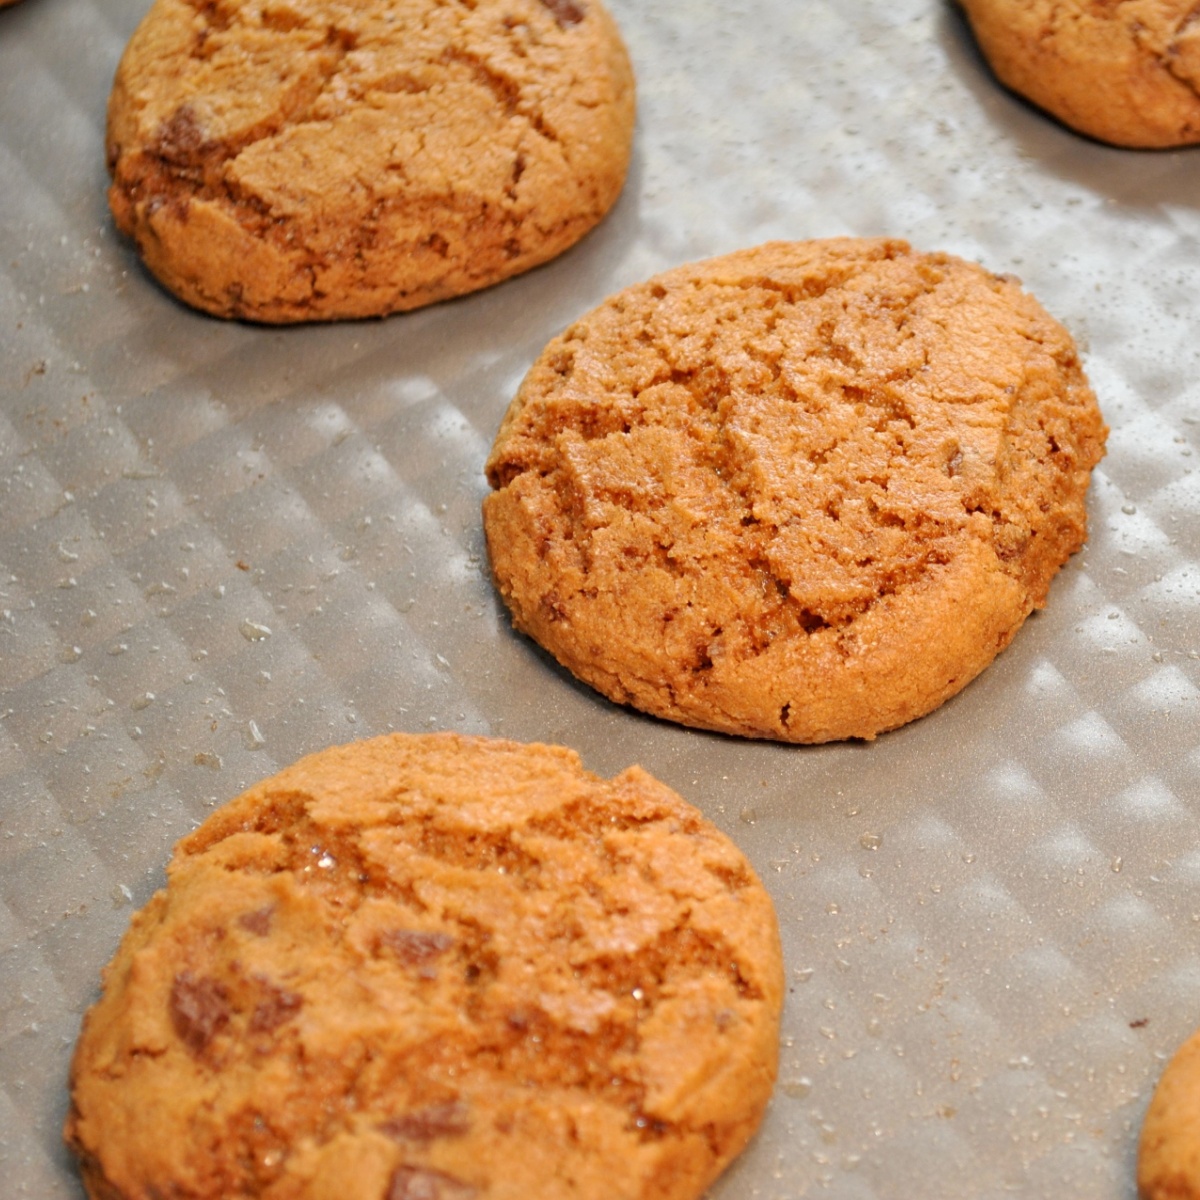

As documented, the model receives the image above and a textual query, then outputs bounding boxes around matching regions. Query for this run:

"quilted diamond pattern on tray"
[4,0,1200,1197]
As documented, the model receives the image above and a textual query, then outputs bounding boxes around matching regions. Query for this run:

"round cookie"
[65,733,783,1200]
[483,238,1107,744]
[105,0,635,322]
[1139,1026,1200,1199]
[957,0,1200,148]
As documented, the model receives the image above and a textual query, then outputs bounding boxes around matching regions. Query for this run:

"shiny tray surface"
[3,1,1200,1197]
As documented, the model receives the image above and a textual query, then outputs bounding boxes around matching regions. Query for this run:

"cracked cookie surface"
[105,0,635,321]
[65,733,783,1200]
[1139,1024,1200,1199]
[958,0,1200,147]
[483,238,1107,743]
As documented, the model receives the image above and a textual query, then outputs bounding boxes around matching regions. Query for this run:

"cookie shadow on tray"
[91,142,645,454]
[936,1,1200,211]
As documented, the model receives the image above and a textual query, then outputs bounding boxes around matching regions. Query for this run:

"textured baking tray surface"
[3,1,1200,1197]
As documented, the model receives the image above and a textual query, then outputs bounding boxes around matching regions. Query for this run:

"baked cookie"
[105,0,635,322]
[1139,1026,1200,1199]
[65,733,783,1200]
[958,0,1200,147]
[484,238,1107,743]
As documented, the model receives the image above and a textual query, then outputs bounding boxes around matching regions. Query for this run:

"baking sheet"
[3,0,1200,1196]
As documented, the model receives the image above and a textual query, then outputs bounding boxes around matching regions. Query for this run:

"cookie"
[957,0,1200,147]
[105,0,635,322]
[65,733,783,1200]
[483,238,1107,744]
[1139,1026,1200,1199]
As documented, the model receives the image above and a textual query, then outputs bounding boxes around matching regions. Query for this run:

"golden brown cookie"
[1139,1026,1200,1199]
[105,0,635,322]
[958,0,1200,147]
[65,733,783,1200]
[483,238,1107,744]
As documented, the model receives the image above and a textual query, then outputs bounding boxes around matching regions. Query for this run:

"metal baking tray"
[3,0,1200,1196]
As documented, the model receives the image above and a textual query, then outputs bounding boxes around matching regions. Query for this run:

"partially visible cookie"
[1139,1026,1200,1199]
[65,733,783,1200]
[105,0,635,322]
[958,0,1200,147]
[484,238,1107,743]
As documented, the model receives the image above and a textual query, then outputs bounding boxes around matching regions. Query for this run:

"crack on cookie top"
[439,45,562,144]
[486,241,1104,637]
[1157,1,1200,95]
[70,736,780,1199]
[118,0,581,213]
